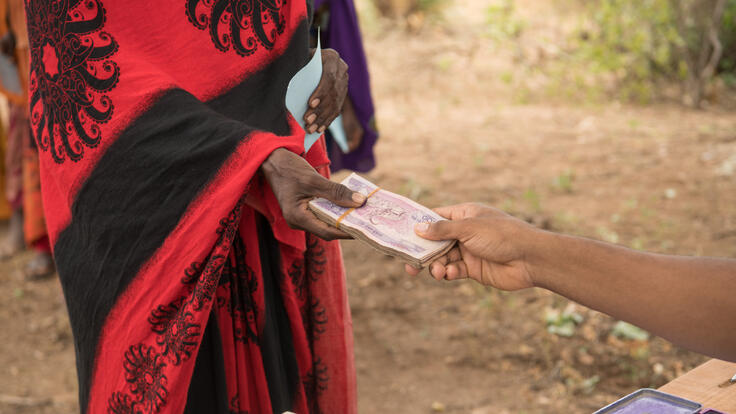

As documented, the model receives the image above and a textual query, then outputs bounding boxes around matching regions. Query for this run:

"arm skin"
[530,230,736,361]
[405,203,736,362]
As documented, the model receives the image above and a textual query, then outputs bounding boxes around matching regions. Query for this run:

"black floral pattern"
[303,357,329,413]
[110,198,248,414]
[26,0,120,163]
[148,298,201,365]
[219,235,260,343]
[123,345,168,413]
[306,297,327,342]
[189,254,228,311]
[305,235,327,279]
[228,394,250,414]
[287,258,306,299]
[185,0,286,56]
[107,392,142,414]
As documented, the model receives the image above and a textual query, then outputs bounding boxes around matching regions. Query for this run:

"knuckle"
[319,112,333,124]
[432,221,447,233]
[332,184,350,200]
[468,203,487,215]
[306,173,324,188]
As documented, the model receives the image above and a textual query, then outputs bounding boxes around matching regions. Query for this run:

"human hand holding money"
[404,203,536,290]
[262,149,366,241]
[308,174,455,266]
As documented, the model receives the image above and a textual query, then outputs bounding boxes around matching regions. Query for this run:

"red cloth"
[25,0,357,413]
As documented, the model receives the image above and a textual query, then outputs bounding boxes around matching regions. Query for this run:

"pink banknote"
[309,174,454,261]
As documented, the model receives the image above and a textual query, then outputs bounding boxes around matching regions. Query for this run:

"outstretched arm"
[406,204,736,361]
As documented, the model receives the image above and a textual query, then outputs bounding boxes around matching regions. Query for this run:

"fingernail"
[415,222,429,233]
[311,98,320,107]
[308,124,317,133]
[352,192,366,204]
[307,113,317,123]
[318,125,326,133]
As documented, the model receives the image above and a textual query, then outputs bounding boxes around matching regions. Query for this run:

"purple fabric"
[315,0,378,172]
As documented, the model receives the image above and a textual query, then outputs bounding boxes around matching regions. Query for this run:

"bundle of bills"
[308,174,456,267]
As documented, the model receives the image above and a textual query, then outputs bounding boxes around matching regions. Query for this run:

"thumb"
[316,179,366,208]
[414,219,466,241]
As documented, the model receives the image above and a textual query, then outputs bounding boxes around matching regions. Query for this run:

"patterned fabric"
[24,0,357,413]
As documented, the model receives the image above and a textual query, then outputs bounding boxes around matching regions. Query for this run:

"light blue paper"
[328,114,350,152]
[285,34,349,153]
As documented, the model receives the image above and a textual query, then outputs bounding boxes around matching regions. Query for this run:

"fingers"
[429,261,448,280]
[433,203,495,220]
[304,220,352,241]
[403,260,446,280]
[427,247,464,280]
[304,80,331,134]
[304,107,319,133]
[312,176,366,208]
[304,49,348,134]
[414,219,468,241]
[405,264,422,276]
[288,206,352,240]
[445,261,469,280]
[404,247,467,281]
[433,205,462,220]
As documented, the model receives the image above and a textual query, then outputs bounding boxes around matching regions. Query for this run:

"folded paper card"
[285,33,349,153]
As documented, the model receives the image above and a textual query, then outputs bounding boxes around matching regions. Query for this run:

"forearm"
[527,231,736,361]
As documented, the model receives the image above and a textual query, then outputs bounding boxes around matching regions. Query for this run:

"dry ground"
[1,0,735,413]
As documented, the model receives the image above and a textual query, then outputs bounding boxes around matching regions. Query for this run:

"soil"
[1,0,734,413]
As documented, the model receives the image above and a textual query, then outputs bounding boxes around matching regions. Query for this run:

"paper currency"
[308,174,456,266]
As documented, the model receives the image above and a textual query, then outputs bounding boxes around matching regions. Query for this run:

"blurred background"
[1,0,736,413]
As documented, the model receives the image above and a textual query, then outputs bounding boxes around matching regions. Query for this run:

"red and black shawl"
[24,1,357,413]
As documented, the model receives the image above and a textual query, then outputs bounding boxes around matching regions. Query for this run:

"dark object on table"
[594,388,702,414]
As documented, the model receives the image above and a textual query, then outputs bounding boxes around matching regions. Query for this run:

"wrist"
[261,148,289,175]
[520,227,562,289]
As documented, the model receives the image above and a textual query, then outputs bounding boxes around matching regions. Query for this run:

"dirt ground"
[1,0,735,413]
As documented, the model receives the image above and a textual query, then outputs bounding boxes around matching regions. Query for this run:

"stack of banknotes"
[308,174,456,267]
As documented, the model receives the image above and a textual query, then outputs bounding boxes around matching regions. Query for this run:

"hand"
[404,203,537,291]
[304,48,348,135]
[261,148,366,240]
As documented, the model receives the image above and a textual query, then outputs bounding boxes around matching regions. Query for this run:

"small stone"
[431,401,446,412]
[518,344,534,356]
[537,395,551,405]
[578,350,594,366]
[653,362,664,375]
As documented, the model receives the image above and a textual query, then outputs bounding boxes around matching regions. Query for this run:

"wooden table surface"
[659,359,736,412]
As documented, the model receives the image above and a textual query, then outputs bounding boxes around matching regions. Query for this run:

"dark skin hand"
[304,48,349,135]
[261,148,366,241]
